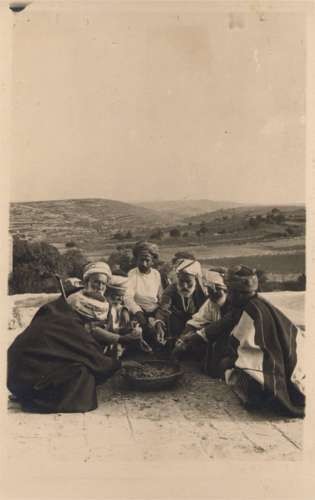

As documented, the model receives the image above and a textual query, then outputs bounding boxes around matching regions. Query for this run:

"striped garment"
[225,295,305,418]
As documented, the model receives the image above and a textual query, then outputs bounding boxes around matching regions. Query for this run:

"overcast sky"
[10,3,306,204]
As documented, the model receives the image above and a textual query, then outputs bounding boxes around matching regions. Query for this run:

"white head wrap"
[83,261,112,281]
[107,275,129,296]
[175,259,202,278]
[202,270,227,290]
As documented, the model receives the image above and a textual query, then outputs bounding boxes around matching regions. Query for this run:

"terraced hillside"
[9,198,169,247]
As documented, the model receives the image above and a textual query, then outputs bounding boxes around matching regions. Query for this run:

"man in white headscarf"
[7,261,141,414]
[155,258,207,348]
[171,269,232,373]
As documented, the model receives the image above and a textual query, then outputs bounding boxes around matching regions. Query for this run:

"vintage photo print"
[1,0,315,498]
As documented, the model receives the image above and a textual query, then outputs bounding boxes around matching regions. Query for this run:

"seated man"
[7,261,140,413]
[171,270,235,374]
[124,241,164,349]
[155,258,207,349]
[221,265,305,418]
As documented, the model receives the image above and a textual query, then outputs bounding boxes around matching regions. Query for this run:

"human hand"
[119,328,142,345]
[171,339,187,361]
[155,322,167,346]
[180,330,198,344]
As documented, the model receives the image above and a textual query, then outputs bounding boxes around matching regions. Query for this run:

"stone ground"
[6,363,303,464]
[4,291,304,467]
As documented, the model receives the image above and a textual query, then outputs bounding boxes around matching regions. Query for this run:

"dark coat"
[7,296,121,413]
[156,282,207,339]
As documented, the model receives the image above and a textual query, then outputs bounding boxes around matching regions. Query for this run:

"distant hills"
[9,198,305,253]
[185,204,306,224]
[136,199,244,219]
[9,198,170,245]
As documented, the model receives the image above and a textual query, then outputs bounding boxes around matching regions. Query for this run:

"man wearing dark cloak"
[7,262,140,413]
[221,266,306,418]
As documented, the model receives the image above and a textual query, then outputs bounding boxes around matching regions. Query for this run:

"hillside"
[185,204,305,225]
[9,198,169,247]
[136,199,244,219]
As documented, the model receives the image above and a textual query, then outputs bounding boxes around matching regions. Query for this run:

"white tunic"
[125,267,163,314]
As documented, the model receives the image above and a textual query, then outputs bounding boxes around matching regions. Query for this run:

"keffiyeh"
[67,290,110,321]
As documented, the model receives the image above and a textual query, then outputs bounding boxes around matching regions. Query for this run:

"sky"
[10,2,306,205]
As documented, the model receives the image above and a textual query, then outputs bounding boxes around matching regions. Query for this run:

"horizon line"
[9,196,306,206]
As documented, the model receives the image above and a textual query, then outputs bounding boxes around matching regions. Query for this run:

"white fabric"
[110,275,129,289]
[226,311,265,387]
[187,298,221,330]
[67,291,109,321]
[67,290,110,321]
[291,328,306,395]
[202,270,227,289]
[110,304,123,332]
[125,267,163,314]
[175,259,202,277]
[83,261,112,281]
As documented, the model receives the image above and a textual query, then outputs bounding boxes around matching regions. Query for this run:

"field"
[9,199,306,290]
[201,253,305,275]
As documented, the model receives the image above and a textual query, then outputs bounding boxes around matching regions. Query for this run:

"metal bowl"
[123,360,183,391]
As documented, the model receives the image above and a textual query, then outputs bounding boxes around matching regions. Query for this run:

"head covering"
[132,241,159,260]
[83,261,112,281]
[67,290,109,321]
[227,265,259,292]
[107,275,128,297]
[172,251,196,264]
[202,270,227,290]
[208,266,228,277]
[175,259,202,278]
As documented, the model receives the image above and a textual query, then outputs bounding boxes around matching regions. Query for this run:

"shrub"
[65,240,76,248]
[170,228,181,238]
[9,238,89,294]
[9,239,64,294]
[61,249,88,279]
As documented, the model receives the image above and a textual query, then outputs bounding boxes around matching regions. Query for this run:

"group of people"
[7,240,305,417]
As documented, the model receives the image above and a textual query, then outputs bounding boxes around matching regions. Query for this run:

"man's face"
[177,273,196,297]
[110,293,123,306]
[85,273,108,297]
[208,286,227,307]
[137,254,153,273]
[228,289,254,308]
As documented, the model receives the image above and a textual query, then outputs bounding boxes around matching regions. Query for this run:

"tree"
[169,228,181,238]
[9,239,64,294]
[62,249,88,279]
[65,240,76,248]
[150,228,163,240]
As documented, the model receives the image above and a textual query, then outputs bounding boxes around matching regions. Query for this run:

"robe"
[224,295,305,418]
[7,296,121,413]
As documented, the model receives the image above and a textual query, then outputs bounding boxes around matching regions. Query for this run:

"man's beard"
[177,284,196,298]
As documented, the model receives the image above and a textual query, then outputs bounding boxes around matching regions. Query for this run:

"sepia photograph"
[1,0,315,498]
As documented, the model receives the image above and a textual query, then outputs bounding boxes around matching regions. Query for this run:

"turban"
[202,270,227,290]
[83,261,112,281]
[227,265,259,292]
[107,275,128,296]
[133,241,159,259]
[175,259,202,277]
